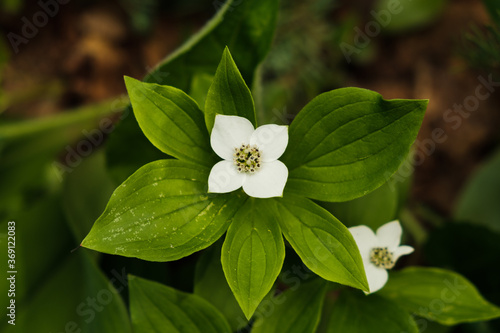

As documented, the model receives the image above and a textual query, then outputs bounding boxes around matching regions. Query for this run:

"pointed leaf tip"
[221,199,285,320]
[205,47,257,132]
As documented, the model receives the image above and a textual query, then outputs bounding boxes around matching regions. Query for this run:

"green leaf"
[142,0,278,88]
[282,88,427,202]
[194,240,247,331]
[0,194,73,317]
[124,76,216,167]
[455,149,500,233]
[205,47,257,132]
[320,180,398,229]
[190,73,214,110]
[423,224,500,332]
[273,194,368,291]
[374,0,446,33]
[78,254,132,333]
[221,198,285,319]
[129,275,231,333]
[82,159,246,261]
[418,320,453,333]
[1,190,131,333]
[63,150,115,241]
[106,0,279,183]
[0,99,122,219]
[326,290,419,333]
[379,267,500,325]
[1,210,131,333]
[104,107,167,185]
[252,279,328,333]
[5,253,132,333]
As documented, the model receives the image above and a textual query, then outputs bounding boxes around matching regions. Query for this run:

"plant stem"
[0,97,128,140]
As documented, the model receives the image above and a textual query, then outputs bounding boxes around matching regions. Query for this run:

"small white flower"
[208,115,289,198]
[349,220,414,294]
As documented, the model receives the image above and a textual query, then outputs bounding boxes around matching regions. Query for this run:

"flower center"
[370,247,395,269]
[233,144,261,173]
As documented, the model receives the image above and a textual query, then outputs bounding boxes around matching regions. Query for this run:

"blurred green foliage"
[425,224,500,332]
[0,0,23,14]
[482,0,500,26]
[259,0,344,122]
[424,148,500,333]
[460,0,500,79]
[462,25,500,80]
[455,149,500,233]
[0,100,121,222]
[0,188,132,333]
[374,0,446,33]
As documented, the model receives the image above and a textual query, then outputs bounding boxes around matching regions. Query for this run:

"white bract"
[349,220,414,294]
[208,115,289,198]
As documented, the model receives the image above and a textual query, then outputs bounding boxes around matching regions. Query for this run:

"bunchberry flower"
[208,115,288,198]
[349,220,414,294]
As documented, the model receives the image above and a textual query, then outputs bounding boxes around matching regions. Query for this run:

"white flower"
[349,220,414,294]
[208,115,289,198]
